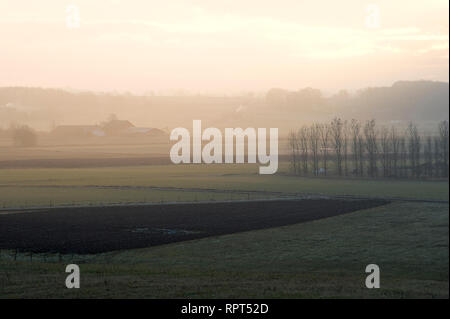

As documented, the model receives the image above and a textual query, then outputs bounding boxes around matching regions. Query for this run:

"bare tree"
[380,126,391,177]
[289,119,446,181]
[364,119,378,178]
[298,126,309,175]
[438,120,449,178]
[351,120,359,176]
[319,124,330,176]
[434,136,441,177]
[399,136,407,178]
[390,126,400,177]
[350,119,363,176]
[288,130,299,174]
[424,135,433,177]
[358,134,365,176]
[343,120,349,176]
[407,122,421,178]
[330,118,344,176]
[309,124,320,176]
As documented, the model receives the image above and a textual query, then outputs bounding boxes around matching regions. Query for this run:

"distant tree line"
[266,81,449,122]
[288,119,449,179]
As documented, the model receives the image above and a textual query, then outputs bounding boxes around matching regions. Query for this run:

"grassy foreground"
[0,164,448,208]
[0,201,448,298]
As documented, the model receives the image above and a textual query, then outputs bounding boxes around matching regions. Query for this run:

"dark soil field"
[0,199,387,254]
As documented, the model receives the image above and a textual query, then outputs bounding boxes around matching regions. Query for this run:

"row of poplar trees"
[288,119,449,179]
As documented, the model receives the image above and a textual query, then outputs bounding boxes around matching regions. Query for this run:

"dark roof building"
[52,125,105,137]
[102,120,134,135]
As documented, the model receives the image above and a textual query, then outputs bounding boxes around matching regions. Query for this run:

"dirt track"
[0,155,293,168]
[0,199,387,254]
[0,156,171,168]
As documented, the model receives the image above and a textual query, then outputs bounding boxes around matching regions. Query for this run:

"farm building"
[51,125,105,138]
[102,120,134,136]
[123,127,167,137]
[102,120,167,137]
[52,121,167,138]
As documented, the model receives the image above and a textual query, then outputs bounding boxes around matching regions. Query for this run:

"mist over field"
[0,0,448,301]
[0,80,448,133]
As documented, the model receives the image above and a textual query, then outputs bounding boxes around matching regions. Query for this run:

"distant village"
[51,118,168,139]
[0,116,169,147]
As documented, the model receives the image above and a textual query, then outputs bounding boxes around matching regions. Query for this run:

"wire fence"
[0,192,286,211]
[0,248,105,264]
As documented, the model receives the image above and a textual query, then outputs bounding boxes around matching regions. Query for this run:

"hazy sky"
[1,0,448,94]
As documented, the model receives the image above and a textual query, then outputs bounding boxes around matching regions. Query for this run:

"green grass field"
[0,163,448,298]
[0,201,448,298]
[0,164,448,209]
